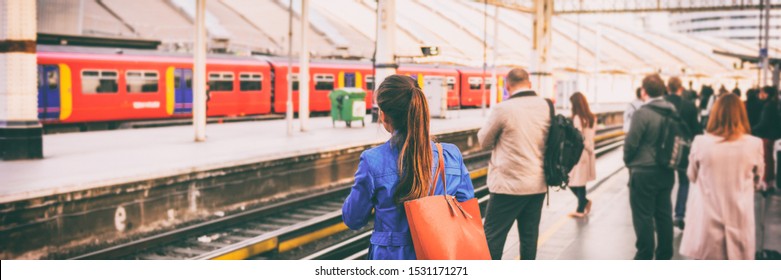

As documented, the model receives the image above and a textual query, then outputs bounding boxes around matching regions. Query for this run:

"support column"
[286,0,294,136]
[372,0,397,122]
[193,0,206,142]
[530,0,553,99]
[299,0,310,132]
[0,0,43,160]
[762,1,771,86]
[490,5,499,108]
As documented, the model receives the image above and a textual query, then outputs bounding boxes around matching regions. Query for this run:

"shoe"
[584,200,593,215]
[674,218,685,230]
[569,211,586,218]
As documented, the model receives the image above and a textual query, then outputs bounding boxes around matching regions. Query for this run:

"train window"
[208,72,234,91]
[289,74,300,91]
[485,78,495,90]
[81,70,118,94]
[468,77,482,90]
[126,70,159,93]
[185,71,192,89]
[446,76,456,91]
[239,72,263,91]
[365,75,374,90]
[314,74,334,90]
[47,70,59,90]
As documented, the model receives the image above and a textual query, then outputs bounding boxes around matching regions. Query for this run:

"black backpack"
[543,99,585,189]
[646,106,693,171]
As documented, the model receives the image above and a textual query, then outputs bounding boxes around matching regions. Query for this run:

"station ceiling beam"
[484,0,535,13]
[484,0,781,14]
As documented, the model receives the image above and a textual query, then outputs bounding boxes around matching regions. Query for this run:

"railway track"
[70,128,623,260]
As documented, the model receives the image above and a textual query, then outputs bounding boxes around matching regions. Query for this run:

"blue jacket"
[341,141,475,260]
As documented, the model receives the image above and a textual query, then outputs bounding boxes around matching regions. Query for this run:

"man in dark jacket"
[624,74,677,260]
[665,77,701,230]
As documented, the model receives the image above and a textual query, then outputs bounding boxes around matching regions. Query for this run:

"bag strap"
[428,143,447,197]
[544,98,554,206]
[545,98,554,120]
[428,143,472,219]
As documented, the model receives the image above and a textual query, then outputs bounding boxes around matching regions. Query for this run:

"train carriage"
[37,48,273,125]
[397,65,461,108]
[267,58,374,114]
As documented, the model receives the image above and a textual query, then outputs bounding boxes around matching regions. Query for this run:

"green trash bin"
[328,88,366,128]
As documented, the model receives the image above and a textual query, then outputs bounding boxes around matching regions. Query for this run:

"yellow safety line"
[470,167,488,180]
[278,223,349,253]
[210,237,278,260]
[594,130,625,143]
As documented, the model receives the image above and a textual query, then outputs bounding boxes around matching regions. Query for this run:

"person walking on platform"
[567,92,597,218]
[477,68,550,260]
[680,94,764,260]
[752,86,780,191]
[684,81,698,102]
[699,86,716,130]
[341,75,475,260]
[624,74,677,260]
[665,77,702,230]
[623,87,645,133]
[745,88,764,128]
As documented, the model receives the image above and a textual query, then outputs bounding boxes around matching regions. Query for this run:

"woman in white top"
[568,92,597,218]
[680,94,765,260]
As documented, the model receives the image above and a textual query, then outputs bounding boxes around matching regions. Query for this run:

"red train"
[36,46,503,126]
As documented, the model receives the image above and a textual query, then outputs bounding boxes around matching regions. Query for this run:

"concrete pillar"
[762,1,771,87]
[299,0,310,132]
[372,0,397,121]
[530,0,553,99]
[0,0,43,160]
[490,5,499,108]
[286,0,294,136]
[193,0,206,142]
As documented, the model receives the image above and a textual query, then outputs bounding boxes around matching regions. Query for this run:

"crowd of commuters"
[342,68,778,260]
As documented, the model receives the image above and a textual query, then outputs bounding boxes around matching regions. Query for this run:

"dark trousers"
[569,186,588,213]
[629,169,675,260]
[483,192,546,260]
[674,169,690,219]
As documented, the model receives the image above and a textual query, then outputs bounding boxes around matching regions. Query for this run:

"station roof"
[36,0,779,79]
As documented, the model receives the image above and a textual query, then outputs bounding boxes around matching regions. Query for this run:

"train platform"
[0,104,623,203]
[499,149,781,260]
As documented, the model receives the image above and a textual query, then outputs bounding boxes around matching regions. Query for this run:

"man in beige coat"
[478,68,550,260]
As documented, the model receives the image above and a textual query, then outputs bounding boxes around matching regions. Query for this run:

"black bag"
[646,106,693,171]
[543,99,585,188]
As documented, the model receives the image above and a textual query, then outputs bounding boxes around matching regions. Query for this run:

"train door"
[37,65,60,120]
[174,68,193,114]
[344,73,356,87]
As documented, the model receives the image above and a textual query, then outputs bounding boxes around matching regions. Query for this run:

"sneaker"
[674,218,685,230]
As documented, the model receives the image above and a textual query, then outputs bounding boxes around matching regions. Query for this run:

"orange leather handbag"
[404,143,491,260]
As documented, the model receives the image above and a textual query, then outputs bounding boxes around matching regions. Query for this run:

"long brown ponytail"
[377,75,432,203]
[570,92,595,128]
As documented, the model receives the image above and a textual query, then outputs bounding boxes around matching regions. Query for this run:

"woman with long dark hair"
[341,75,475,260]
[568,92,597,217]
[680,94,764,259]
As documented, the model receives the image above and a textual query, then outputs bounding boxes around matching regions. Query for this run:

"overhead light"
[421,46,439,56]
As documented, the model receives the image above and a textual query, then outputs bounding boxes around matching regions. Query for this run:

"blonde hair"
[706,94,751,141]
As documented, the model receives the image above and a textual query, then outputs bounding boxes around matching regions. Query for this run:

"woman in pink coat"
[568,92,597,218]
[680,94,764,260]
